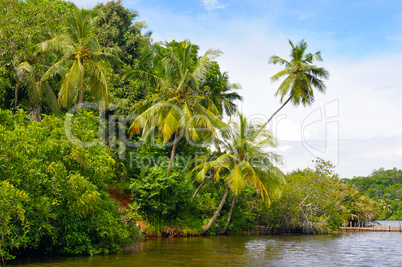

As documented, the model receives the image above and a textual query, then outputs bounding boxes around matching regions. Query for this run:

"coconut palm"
[188,113,285,234]
[37,4,120,108]
[204,70,243,117]
[265,39,329,125]
[14,61,59,121]
[340,183,379,227]
[201,69,243,152]
[216,72,242,117]
[129,41,224,173]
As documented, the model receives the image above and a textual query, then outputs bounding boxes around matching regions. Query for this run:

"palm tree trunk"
[14,82,20,110]
[79,84,83,104]
[262,95,292,128]
[31,105,41,122]
[218,194,236,235]
[191,176,212,201]
[203,186,230,234]
[167,129,179,173]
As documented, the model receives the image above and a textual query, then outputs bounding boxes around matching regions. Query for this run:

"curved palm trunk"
[218,195,236,235]
[191,176,212,202]
[167,129,179,173]
[203,186,230,234]
[262,96,292,128]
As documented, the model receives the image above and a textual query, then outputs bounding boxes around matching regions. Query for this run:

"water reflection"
[11,232,402,266]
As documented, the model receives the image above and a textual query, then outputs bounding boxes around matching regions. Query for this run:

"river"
[12,232,402,266]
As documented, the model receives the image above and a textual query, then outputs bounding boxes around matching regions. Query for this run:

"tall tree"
[214,71,242,117]
[38,4,120,108]
[0,0,68,110]
[94,1,152,113]
[188,113,285,234]
[129,41,224,173]
[201,62,243,117]
[265,39,329,126]
[14,60,59,121]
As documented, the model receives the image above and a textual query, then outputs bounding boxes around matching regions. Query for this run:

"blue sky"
[132,0,402,57]
[72,0,402,178]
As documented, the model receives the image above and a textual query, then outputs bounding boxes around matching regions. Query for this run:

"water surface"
[12,232,402,266]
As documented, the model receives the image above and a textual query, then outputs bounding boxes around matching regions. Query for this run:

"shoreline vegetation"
[0,0,401,263]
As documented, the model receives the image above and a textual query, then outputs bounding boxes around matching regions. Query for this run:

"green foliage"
[269,39,329,106]
[253,159,376,234]
[95,1,148,65]
[95,1,152,113]
[128,40,225,173]
[200,61,243,117]
[38,4,121,108]
[130,166,200,225]
[0,109,139,259]
[342,167,402,219]
[189,113,285,203]
[188,113,285,233]
[338,183,379,225]
[0,0,67,110]
[0,181,30,260]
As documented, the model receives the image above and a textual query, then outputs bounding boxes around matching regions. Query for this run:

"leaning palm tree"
[188,113,285,234]
[38,4,120,108]
[264,39,329,126]
[129,41,224,173]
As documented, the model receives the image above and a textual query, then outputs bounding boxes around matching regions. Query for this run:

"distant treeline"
[342,168,402,220]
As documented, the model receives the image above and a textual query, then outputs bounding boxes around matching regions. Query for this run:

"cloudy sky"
[72,0,402,178]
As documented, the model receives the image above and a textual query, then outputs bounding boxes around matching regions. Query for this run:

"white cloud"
[111,1,402,177]
[386,35,402,40]
[200,0,227,11]
[277,145,292,152]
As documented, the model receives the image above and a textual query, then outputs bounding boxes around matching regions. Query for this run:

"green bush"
[130,166,198,224]
[0,109,139,259]
[0,181,30,260]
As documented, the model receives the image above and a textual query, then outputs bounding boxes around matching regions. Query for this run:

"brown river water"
[11,232,402,266]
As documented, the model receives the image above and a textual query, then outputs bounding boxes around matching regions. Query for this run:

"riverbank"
[341,226,402,232]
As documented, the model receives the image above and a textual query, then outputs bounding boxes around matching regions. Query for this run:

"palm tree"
[188,113,285,234]
[264,39,329,126]
[129,41,224,173]
[216,72,242,117]
[37,4,120,108]
[340,183,379,227]
[201,69,243,153]
[203,69,243,117]
[14,61,59,121]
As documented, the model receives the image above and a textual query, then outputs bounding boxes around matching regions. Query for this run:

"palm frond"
[58,60,81,108]
[225,164,246,196]
[41,81,60,114]
[37,36,74,54]
[269,56,290,67]
[41,56,70,82]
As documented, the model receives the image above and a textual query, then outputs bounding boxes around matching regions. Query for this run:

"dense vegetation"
[0,109,139,260]
[0,0,384,262]
[342,168,402,220]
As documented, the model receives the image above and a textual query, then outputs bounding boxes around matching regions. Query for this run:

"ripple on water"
[10,232,402,267]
